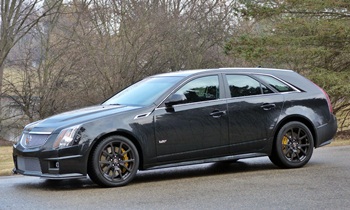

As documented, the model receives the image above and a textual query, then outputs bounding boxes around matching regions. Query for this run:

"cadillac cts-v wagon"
[13,68,337,187]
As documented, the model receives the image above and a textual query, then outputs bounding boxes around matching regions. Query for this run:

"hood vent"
[134,112,151,120]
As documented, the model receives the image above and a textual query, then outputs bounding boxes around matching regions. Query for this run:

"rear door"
[224,74,284,153]
[154,74,229,162]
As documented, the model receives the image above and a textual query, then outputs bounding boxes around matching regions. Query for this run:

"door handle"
[261,103,276,110]
[210,110,226,118]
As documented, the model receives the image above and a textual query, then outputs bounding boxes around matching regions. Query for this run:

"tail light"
[314,83,333,113]
[322,89,333,113]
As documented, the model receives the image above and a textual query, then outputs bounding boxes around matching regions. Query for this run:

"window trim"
[223,73,276,98]
[157,73,223,108]
[251,73,301,93]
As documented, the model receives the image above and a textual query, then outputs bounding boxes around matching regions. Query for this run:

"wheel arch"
[274,115,317,147]
[87,130,144,172]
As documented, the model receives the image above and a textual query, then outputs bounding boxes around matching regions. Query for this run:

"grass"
[0,146,14,176]
[330,138,350,147]
[0,138,349,176]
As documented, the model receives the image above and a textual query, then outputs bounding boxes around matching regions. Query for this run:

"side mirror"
[164,93,186,108]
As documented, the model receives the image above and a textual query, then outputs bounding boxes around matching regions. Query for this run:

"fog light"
[55,162,59,168]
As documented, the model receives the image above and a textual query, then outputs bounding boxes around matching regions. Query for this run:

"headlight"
[53,125,82,149]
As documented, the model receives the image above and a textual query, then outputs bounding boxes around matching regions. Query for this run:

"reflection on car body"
[13,68,337,187]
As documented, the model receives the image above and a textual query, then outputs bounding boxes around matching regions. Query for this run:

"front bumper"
[13,143,89,179]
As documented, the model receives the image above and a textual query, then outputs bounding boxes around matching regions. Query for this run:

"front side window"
[226,75,272,97]
[173,75,220,104]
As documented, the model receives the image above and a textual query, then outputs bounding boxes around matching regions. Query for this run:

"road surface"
[1,146,350,210]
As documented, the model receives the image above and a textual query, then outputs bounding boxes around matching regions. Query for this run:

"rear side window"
[255,75,295,92]
[226,75,273,97]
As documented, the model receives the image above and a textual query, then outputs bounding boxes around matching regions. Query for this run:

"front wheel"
[88,135,139,187]
[269,122,314,168]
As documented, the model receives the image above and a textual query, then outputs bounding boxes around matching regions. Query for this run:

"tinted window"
[226,75,272,97]
[261,84,274,94]
[255,75,294,92]
[174,76,219,104]
[103,76,183,106]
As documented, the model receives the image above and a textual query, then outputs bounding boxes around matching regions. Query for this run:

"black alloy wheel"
[88,135,139,187]
[269,121,314,168]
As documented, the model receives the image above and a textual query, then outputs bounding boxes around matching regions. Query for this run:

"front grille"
[20,133,50,148]
[17,157,41,173]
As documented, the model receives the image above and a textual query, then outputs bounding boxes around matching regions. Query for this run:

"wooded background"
[1,0,349,141]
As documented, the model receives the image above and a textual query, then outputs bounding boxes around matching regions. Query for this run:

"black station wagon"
[13,68,337,187]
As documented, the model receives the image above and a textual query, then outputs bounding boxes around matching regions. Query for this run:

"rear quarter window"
[255,75,295,92]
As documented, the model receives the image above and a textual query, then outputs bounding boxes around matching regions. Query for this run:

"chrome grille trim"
[20,133,50,148]
[29,131,52,135]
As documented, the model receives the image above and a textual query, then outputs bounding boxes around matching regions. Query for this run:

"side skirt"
[143,152,267,171]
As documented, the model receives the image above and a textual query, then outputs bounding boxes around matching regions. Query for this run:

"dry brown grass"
[329,140,350,147]
[0,146,14,176]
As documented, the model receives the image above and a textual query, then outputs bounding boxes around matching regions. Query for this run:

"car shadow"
[14,157,279,190]
[133,158,278,184]
[14,177,98,190]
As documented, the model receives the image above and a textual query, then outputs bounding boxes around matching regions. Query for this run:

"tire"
[88,135,139,187]
[269,121,314,168]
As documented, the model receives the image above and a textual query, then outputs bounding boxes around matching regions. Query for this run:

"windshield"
[103,76,183,106]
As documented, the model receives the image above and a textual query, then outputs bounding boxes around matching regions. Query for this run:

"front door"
[154,75,229,162]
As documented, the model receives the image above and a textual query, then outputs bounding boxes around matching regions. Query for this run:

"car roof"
[154,68,294,77]
[152,67,320,93]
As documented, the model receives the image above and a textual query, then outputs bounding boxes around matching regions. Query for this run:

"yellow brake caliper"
[121,148,129,173]
[282,136,289,145]
[282,135,289,152]
[115,147,129,174]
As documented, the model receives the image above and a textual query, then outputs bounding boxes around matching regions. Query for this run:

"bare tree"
[2,1,80,126]
[0,0,63,94]
[64,0,238,99]
[2,0,240,132]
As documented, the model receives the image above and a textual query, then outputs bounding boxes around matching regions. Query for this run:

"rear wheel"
[269,121,314,168]
[88,135,139,187]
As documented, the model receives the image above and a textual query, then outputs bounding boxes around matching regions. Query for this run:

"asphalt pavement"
[1,145,349,210]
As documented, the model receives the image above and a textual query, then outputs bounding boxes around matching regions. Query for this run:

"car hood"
[25,105,142,133]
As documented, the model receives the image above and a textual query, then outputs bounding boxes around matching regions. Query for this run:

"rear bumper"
[13,143,88,179]
[315,114,337,148]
